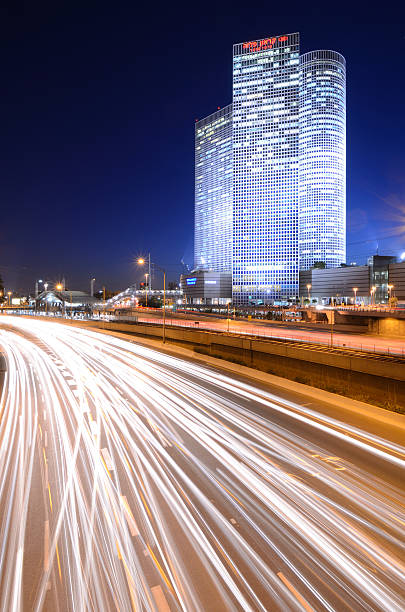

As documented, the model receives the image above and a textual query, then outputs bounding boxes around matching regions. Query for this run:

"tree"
[313,261,326,269]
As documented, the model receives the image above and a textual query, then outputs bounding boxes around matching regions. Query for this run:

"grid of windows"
[194,36,346,305]
[232,33,300,304]
[299,51,346,270]
[194,106,233,272]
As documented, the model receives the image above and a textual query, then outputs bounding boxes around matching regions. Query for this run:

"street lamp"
[137,254,152,291]
[306,283,312,304]
[388,284,394,304]
[7,291,12,306]
[370,286,376,307]
[144,273,149,307]
[138,257,166,343]
[353,287,358,307]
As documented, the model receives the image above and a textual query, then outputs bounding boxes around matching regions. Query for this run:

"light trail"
[0,315,404,611]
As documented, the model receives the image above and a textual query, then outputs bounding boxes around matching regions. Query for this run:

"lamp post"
[138,257,165,343]
[144,273,149,307]
[353,287,358,308]
[388,284,394,306]
[137,254,152,290]
[7,291,12,307]
[306,283,312,304]
[43,283,48,315]
[55,284,63,316]
[35,279,44,298]
[370,286,376,307]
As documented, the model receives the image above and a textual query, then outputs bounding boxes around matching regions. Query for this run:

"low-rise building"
[180,271,232,305]
[34,290,100,315]
[299,256,405,304]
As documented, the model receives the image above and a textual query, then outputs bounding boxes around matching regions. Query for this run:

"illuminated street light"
[138,256,165,343]
[35,279,44,298]
[306,283,312,303]
[353,287,358,307]
[55,283,63,291]
[137,254,152,290]
[370,286,376,307]
[7,291,12,306]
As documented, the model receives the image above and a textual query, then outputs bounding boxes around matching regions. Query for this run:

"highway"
[0,315,404,611]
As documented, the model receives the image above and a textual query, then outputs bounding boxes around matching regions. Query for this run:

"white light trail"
[0,315,404,611]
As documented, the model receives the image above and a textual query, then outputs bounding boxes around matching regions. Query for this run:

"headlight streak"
[0,316,404,611]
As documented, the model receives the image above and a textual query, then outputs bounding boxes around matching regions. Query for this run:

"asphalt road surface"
[0,315,404,611]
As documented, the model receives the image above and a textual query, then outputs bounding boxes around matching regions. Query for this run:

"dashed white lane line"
[151,585,171,612]
[101,448,114,471]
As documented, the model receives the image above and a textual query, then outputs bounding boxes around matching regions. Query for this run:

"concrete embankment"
[49,318,405,413]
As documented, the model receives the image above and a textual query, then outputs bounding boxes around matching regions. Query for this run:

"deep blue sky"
[1,1,404,293]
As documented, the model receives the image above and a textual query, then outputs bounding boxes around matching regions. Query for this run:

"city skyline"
[194,32,346,304]
[1,4,404,293]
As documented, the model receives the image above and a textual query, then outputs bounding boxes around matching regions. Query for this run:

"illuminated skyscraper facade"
[194,34,346,304]
[194,105,233,272]
[299,51,346,270]
[232,33,300,304]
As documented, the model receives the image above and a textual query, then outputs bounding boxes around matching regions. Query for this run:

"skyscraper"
[299,50,346,270]
[194,105,233,272]
[194,33,346,305]
[232,33,300,304]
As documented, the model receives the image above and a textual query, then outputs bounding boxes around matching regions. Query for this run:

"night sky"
[1,1,404,294]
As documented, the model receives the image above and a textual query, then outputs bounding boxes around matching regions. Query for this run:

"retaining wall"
[79,320,405,412]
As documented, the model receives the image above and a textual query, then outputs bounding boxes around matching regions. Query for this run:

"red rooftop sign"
[243,36,288,52]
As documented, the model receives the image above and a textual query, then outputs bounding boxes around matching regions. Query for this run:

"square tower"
[232,33,300,304]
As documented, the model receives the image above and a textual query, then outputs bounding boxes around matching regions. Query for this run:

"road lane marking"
[151,585,171,612]
[277,572,314,612]
[120,495,139,536]
[147,546,174,594]
[44,521,49,571]
[47,484,53,512]
[230,518,237,525]
[101,448,114,471]
[56,544,62,582]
